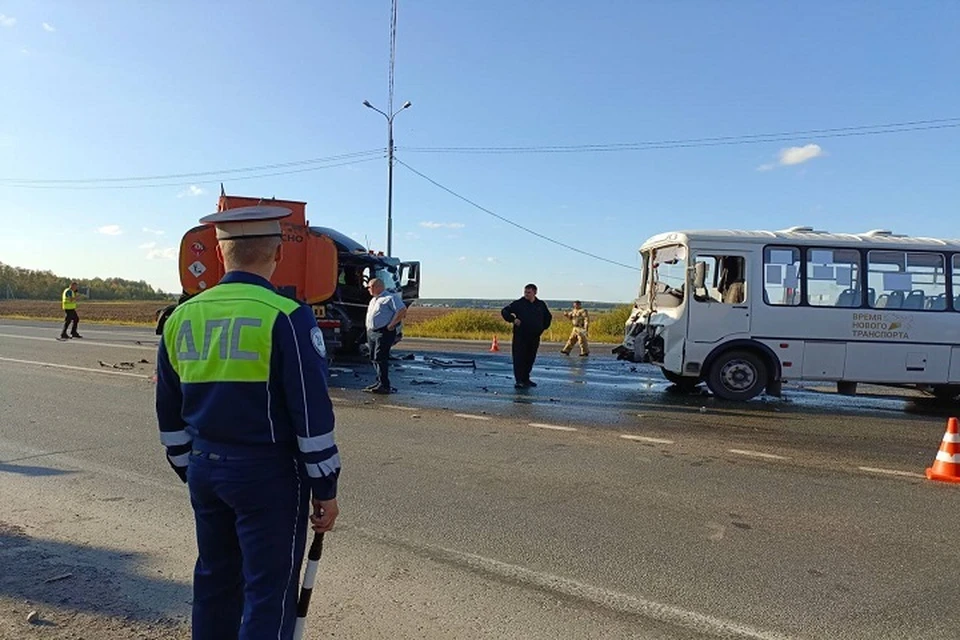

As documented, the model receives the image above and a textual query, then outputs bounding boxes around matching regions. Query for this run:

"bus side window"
[718,257,746,304]
[868,251,945,311]
[953,255,960,311]
[697,255,746,304]
[807,248,861,307]
[763,247,800,306]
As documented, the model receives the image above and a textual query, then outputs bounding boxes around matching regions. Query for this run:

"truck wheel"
[706,350,768,401]
[661,367,700,392]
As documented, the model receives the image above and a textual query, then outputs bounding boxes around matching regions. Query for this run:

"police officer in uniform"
[560,300,590,356]
[60,281,82,339]
[155,206,340,640]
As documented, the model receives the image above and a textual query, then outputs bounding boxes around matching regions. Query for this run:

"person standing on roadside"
[60,281,82,339]
[364,277,407,394]
[560,300,590,357]
[155,206,340,639]
[501,283,552,389]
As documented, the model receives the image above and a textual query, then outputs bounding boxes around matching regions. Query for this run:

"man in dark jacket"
[501,283,552,389]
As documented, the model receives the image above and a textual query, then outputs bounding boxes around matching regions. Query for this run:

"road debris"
[410,379,439,386]
[43,572,74,584]
[426,357,476,369]
[99,360,136,370]
[27,610,39,624]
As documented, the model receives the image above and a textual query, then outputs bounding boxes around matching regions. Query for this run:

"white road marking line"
[728,449,790,461]
[0,324,157,339]
[620,434,674,445]
[382,404,420,412]
[455,413,492,421]
[0,356,151,379]
[0,333,155,351]
[529,422,577,432]
[354,526,794,640]
[858,466,926,479]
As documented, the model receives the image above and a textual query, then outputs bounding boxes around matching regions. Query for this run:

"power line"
[395,158,641,272]
[400,117,960,155]
[0,149,386,185]
[0,156,384,190]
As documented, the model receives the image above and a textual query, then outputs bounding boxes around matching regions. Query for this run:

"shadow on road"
[0,520,189,632]
[0,462,77,477]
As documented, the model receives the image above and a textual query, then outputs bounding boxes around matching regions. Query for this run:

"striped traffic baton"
[293,532,325,640]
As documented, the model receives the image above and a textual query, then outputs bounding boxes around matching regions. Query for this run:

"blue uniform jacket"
[155,271,340,500]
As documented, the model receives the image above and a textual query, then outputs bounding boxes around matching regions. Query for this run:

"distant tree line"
[419,298,624,310]
[0,263,170,301]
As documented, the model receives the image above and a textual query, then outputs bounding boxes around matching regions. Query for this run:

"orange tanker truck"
[156,191,420,355]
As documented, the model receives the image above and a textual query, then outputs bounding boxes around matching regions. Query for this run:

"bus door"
[687,252,752,344]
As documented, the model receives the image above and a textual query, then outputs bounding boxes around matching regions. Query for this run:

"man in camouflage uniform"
[560,300,590,357]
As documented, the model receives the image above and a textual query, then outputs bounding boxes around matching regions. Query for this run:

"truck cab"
[156,192,421,357]
[309,226,420,353]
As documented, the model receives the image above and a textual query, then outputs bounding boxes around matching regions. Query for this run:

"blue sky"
[1,1,957,302]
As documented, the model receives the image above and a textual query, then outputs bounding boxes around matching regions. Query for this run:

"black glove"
[166,457,187,483]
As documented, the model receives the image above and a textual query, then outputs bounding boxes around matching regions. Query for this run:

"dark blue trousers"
[367,327,396,389]
[187,445,309,640]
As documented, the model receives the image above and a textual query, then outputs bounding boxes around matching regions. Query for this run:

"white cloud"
[177,185,206,198]
[142,227,165,235]
[458,256,467,262]
[146,247,177,260]
[0,14,16,28]
[780,144,824,166]
[138,242,157,250]
[97,224,122,236]
[757,144,825,171]
[486,257,498,264]
[419,221,465,229]
[42,22,55,32]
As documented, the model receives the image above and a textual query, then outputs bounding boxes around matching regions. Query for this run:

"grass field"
[0,300,630,343]
[0,300,166,326]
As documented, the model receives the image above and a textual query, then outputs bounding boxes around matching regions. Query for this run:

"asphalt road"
[2,319,960,639]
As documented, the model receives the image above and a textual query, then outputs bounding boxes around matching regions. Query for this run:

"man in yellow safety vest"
[60,282,82,340]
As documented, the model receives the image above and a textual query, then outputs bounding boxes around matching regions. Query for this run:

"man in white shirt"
[364,278,407,394]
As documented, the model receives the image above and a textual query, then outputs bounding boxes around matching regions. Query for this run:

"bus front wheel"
[707,350,768,401]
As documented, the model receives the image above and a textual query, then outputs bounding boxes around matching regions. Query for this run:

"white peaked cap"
[198,205,292,240]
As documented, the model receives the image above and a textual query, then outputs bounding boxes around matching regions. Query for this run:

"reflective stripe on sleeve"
[304,454,341,478]
[168,452,190,467]
[160,430,193,447]
[297,433,337,453]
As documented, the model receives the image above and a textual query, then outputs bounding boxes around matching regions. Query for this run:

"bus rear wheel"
[707,350,768,401]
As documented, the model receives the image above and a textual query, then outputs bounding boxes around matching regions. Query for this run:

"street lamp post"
[363,99,411,257]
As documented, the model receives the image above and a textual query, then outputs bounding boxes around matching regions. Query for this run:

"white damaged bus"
[613,227,960,402]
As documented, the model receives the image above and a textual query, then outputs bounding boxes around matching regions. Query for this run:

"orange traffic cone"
[489,335,500,352]
[926,417,960,483]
